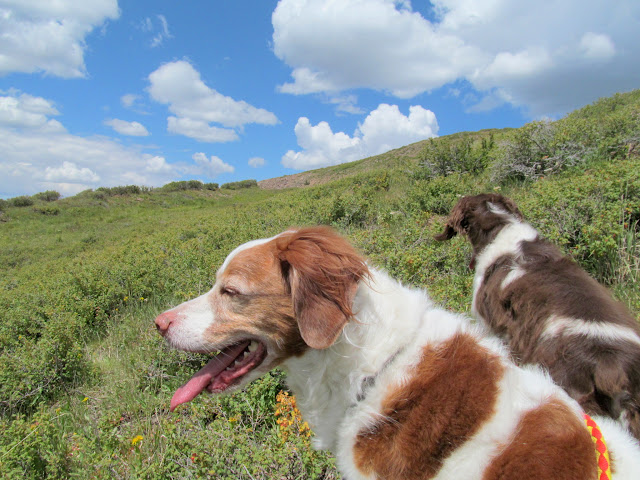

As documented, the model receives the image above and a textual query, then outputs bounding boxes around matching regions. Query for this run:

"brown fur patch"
[482,401,597,480]
[353,333,504,479]
[276,227,369,349]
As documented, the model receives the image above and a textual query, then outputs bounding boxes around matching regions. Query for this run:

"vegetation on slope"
[0,90,639,478]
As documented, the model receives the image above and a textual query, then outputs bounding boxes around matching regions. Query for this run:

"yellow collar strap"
[584,414,612,480]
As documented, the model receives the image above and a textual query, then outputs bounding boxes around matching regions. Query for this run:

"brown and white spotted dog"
[156,226,640,479]
[436,193,640,442]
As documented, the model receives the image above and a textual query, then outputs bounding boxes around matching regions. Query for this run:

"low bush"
[10,196,34,207]
[33,191,61,202]
[221,179,258,190]
[95,185,148,196]
[415,134,495,180]
[490,120,591,184]
[33,205,60,215]
[161,180,217,192]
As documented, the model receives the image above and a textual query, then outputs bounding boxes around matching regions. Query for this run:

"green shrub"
[33,205,60,215]
[33,191,61,202]
[95,185,146,196]
[490,121,591,184]
[408,173,481,215]
[221,179,258,190]
[10,196,34,207]
[415,135,494,180]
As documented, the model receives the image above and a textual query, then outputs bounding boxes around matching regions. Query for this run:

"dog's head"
[155,226,368,410]
[435,193,523,268]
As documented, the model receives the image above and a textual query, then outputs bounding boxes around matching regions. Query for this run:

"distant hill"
[258,128,512,190]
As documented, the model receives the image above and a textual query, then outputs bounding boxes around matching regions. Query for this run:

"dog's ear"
[277,227,369,349]
[435,200,470,240]
[488,194,524,221]
[434,223,458,241]
[499,196,524,221]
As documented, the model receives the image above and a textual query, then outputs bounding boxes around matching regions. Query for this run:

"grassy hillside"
[1,90,639,478]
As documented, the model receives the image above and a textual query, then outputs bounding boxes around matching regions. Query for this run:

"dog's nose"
[155,310,178,335]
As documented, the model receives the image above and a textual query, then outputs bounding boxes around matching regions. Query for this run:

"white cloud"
[0,92,65,132]
[580,33,616,60]
[328,95,365,115]
[248,157,266,168]
[44,161,100,183]
[0,91,179,198]
[167,116,238,143]
[272,0,640,116]
[121,94,140,108]
[148,60,278,142]
[0,0,119,78]
[282,103,438,169]
[104,118,150,137]
[192,152,234,177]
[273,0,481,98]
[145,155,173,173]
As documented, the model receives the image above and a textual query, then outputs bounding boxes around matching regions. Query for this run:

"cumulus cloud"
[148,60,278,142]
[0,91,178,198]
[282,104,438,170]
[104,118,150,136]
[272,0,640,116]
[248,157,266,168]
[0,91,65,132]
[192,152,234,176]
[0,0,119,78]
[44,161,100,183]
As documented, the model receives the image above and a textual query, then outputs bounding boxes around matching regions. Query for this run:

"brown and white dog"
[436,193,640,442]
[156,226,640,479]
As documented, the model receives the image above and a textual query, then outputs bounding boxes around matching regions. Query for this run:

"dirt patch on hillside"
[258,140,431,190]
[258,172,318,190]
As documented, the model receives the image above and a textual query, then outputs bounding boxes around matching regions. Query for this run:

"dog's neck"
[282,268,433,451]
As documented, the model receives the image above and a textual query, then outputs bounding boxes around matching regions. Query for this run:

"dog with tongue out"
[154,227,366,414]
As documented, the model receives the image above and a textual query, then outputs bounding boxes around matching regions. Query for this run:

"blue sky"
[1,0,638,198]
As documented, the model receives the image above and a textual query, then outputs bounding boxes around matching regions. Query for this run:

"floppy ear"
[277,227,369,349]
[434,224,457,241]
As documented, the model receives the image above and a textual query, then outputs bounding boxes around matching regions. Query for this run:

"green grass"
[1,89,640,478]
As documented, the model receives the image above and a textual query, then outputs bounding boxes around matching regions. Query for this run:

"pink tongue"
[170,342,249,411]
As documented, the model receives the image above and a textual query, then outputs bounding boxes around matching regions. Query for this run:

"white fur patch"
[541,315,640,346]
[218,233,285,274]
[500,266,526,290]
[163,290,217,351]
[472,222,538,316]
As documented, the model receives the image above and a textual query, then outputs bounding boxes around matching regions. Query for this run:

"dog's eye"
[221,286,240,296]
